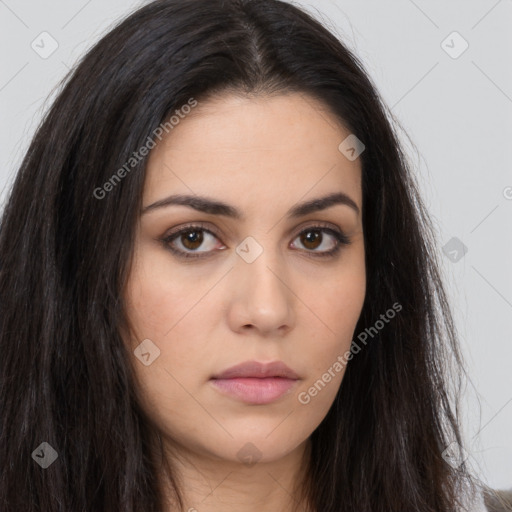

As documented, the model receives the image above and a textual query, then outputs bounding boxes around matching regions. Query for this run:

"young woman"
[0,0,493,510]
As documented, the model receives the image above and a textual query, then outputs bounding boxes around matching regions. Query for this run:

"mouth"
[209,360,301,405]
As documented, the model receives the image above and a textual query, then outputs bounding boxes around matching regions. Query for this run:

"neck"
[154,433,313,512]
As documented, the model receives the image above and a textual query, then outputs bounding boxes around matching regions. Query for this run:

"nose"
[226,243,295,336]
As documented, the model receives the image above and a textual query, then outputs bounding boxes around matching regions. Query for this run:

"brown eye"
[300,230,322,250]
[162,224,225,259]
[291,226,351,258]
[180,230,204,250]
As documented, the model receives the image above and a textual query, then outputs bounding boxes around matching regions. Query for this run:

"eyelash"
[160,222,351,260]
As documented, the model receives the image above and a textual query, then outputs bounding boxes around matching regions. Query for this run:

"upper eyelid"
[164,222,221,240]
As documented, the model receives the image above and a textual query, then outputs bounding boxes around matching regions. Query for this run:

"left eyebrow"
[288,192,360,217]
[141,191,360,218]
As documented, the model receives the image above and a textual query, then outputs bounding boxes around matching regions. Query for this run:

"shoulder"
[465,485,512,512]
[482,487,512,512]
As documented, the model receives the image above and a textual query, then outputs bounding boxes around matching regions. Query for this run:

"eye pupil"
[301,230,321,250]
[182,230,203,250]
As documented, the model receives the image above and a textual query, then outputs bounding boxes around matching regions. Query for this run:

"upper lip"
[211,360,300,380]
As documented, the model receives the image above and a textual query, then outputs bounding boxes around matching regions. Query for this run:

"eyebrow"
[141,191,360,218]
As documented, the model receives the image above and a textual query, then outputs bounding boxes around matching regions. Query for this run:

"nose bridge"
[229,234,294,332]
[236,234,287,297]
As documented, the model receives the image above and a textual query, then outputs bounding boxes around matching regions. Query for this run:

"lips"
[209,360,300,405]
[210,360,300,380]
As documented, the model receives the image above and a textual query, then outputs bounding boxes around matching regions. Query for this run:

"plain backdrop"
[0,0,510,490]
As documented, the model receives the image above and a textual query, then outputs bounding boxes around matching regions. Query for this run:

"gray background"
[0,0,510,490]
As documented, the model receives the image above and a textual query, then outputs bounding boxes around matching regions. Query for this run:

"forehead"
[144,92,362,214]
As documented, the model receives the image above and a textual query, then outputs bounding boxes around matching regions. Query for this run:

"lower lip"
[210,377,298,404]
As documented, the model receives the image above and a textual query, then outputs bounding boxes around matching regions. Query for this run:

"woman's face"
[123,92,366,466]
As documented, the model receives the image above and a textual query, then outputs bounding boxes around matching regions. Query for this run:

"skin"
[123,92,366,512]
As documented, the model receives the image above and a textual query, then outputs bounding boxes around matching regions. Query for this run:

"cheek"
[305,254,365,336]
[123,246,212,342]
[295,260,366,403]
[123,262,214,432]
[124,289,211,392]
[122,256,206,409]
